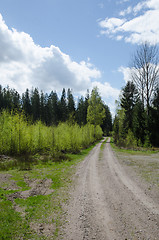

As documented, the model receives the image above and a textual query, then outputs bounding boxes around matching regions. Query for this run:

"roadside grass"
[110,138,159,187]
[110,137,159,155]
[0,142,97,240]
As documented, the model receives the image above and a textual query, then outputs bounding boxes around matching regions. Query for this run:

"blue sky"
[0,0,159,115]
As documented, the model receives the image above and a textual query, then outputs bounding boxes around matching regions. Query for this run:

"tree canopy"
[87,87,105,126]
[0,85,112,135]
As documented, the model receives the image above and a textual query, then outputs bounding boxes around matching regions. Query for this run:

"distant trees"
[113,42,159,147]
[0,85,112,135]
[101,104,112,136]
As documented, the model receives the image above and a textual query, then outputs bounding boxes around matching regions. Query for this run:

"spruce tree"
[59,88,68,122]
[22,88,32,117]
[121,81,138,132]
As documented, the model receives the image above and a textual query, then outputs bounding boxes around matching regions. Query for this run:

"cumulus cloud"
[118,66,131,83]
[0,13,121,115]
[91,81,120,99]
[99,18,126,34]
[98,0,159,44]
[0,14,101,94]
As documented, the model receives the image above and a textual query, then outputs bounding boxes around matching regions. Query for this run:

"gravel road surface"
[62,138,159,240]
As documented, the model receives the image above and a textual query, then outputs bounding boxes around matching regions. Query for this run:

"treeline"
[0,86,112,136]
[113,43,159,148]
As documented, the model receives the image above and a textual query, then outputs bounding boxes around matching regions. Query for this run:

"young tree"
[87,87,105,126]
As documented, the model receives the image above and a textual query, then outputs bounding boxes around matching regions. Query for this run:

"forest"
[113,43,159,148]
[0,85,112,158]
[0,42,159,158]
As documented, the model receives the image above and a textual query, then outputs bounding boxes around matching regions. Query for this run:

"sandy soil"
[62,138,159,240]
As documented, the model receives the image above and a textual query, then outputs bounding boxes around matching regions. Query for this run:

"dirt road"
[62,138,159,240]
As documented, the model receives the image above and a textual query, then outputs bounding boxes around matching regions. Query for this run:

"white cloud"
[118,66,131,83]
[147,0,159,9]
[133,2,147,15]
[116,35,123,41]
[0,13,120,115]
[91,81,120,99]
[119,6,132,16]
[99,18,126,34]
[0,14,101,94]
[98,0,159,44]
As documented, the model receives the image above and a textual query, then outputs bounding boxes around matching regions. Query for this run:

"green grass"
[0,200,31,239]
[100,137,108,149]
[0,142,98,239]
[110,137,159,155]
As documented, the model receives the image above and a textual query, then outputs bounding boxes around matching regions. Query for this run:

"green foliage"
[0,110,103,159]
[125,130,137,148]
[0,85,113,138]
[87,87,105,126]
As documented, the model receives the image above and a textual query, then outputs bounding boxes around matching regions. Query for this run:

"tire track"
[62,138,159,240]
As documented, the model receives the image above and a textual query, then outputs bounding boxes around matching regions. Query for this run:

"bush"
[125,129,137,148]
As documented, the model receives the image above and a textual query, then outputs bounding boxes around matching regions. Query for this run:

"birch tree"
[131,42,159,115]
